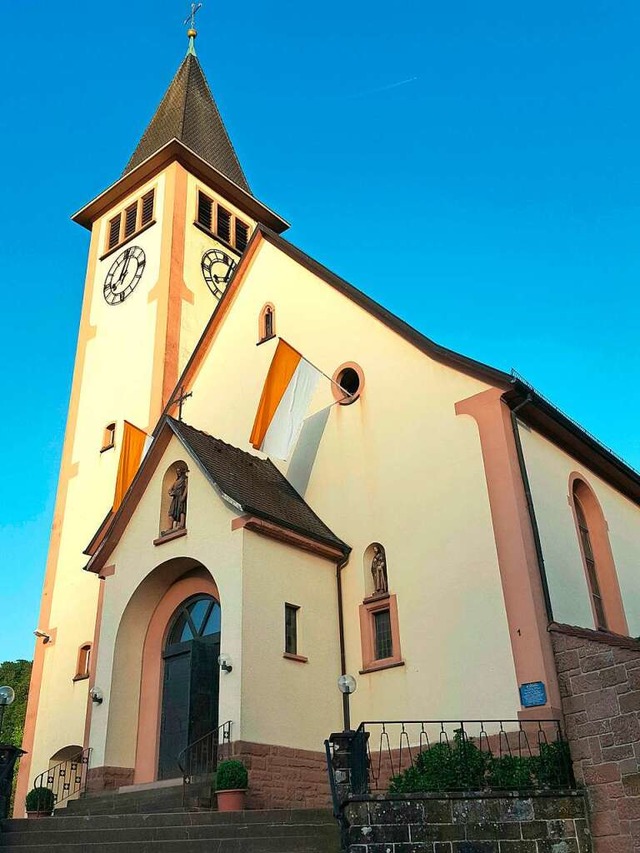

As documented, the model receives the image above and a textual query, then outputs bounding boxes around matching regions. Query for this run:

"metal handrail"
[178,720,231,783]
[32,747,91,809]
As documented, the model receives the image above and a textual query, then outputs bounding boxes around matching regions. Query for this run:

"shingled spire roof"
[123,52,250,191]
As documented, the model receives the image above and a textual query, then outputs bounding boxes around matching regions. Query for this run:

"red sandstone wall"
[231,741,331,810]
[550,623,640,853]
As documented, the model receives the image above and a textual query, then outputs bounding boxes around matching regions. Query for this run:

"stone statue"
[168,466,189,529]
[371,544,388,595]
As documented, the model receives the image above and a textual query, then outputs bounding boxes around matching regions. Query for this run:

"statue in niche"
[168,466,189,530]
[371,544,388,595]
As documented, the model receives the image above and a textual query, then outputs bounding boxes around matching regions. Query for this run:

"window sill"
[256,334,276,347]
[359,660,405,675]
[100,220,157,261]
[153,528,187,546]
[193,221,243,256]
[99,443,115,454]
[283,652,308,663]
[72,674,90,683]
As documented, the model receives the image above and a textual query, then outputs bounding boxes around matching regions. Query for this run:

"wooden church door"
[158,595,221,780]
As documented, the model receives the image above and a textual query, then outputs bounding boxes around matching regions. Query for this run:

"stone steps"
[0,809,340,853]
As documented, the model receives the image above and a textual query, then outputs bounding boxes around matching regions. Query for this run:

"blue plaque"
[519,681,547,708]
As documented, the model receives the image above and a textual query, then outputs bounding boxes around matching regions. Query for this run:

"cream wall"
[240,534,342,752]
[183,238,522,723]
[26,173,169,792]
[90,435,243,770]
[518,424,640,635]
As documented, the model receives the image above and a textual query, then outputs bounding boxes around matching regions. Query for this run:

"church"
[16,21,640,818]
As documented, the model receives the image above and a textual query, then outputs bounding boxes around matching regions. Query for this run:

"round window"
[332,362,364,405]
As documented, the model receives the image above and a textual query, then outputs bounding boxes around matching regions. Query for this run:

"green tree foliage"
[0,659,32,748]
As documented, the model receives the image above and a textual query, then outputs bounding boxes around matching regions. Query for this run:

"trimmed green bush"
[389,730,488,793]
[25,786,55,813]
[388,730,574,793]
[215,760,248,791]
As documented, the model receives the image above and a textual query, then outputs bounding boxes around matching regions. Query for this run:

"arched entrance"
[157,594,221,779]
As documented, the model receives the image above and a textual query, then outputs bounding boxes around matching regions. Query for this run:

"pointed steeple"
[123,51,250,192]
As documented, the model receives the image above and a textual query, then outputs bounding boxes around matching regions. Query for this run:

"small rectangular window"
[197,192,213,231]
[373,609,393,660]
[101,422,116,452]
[217,207,231,243]
[235,220,249,252]
[141,190,155,226]
[108,215,121,250]
[124,203,138,238]
[285,604,298,655]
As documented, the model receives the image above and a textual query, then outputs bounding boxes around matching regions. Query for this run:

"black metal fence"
[178,720,232,798]
[32,747,91,810]
[326,719,575,800]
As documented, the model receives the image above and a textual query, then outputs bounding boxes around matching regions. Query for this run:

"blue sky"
[2,1,640,661]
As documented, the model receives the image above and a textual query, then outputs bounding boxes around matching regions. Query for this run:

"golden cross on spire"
[184,2,202,55]
[184,2,202,32]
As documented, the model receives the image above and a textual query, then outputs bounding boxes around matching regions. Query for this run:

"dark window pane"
[202,602,221,637]
[264,308,273,339]
[217,207,231,243]
[374,609,393,660]
[189,598,211,635]
[285,604,298,655]
[197,193,213,231]
[575,495,607,629]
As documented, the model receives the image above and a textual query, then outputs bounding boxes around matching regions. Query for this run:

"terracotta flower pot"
[216,788,246,811]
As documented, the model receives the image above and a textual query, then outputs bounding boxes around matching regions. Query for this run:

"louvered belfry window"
[217,207,231,243]
[195,189,251,252]
[108,215,121,250]
[197,192,213,231]
[235,221,249,253]
[124,203,138,239]
[105,187,156,253]
[141,190,155,226]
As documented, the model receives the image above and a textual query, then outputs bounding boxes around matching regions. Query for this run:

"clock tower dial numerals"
[201,249,237,299]
[103,246,146,305]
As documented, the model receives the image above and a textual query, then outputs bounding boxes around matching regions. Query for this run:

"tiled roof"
[123,53,250,191]
[170,419,348,552]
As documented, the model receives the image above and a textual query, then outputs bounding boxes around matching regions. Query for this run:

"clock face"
[201,249,236,299]
[103,246,146,305]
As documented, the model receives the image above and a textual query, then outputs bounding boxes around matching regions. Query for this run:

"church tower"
[16,26,287,812]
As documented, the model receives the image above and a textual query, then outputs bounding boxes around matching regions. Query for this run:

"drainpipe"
[509,394,554,622]
[336,553,350,730]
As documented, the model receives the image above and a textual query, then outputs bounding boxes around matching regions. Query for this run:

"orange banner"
[113,421,148,511]
[250,340,301,449]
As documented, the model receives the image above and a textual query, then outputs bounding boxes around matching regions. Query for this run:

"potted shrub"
[25,786,55,818]
[214,759,248,811]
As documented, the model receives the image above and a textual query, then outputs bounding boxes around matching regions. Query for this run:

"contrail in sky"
[349,76,419,98]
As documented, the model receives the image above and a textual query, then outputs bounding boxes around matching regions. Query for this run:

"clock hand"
[223,263,235,283]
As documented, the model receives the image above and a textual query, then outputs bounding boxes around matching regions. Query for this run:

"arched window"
[73,643,92,681]
[159,461,189,537]
[570,476,627,635]
[258,303,276,343]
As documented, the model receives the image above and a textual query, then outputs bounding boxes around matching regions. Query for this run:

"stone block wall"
[344,792,590,853]
[230,740,330,810]
[550,623,640,853]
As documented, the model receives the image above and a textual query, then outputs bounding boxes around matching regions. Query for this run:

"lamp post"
[0,687,15,740]
[337,674,357,732]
